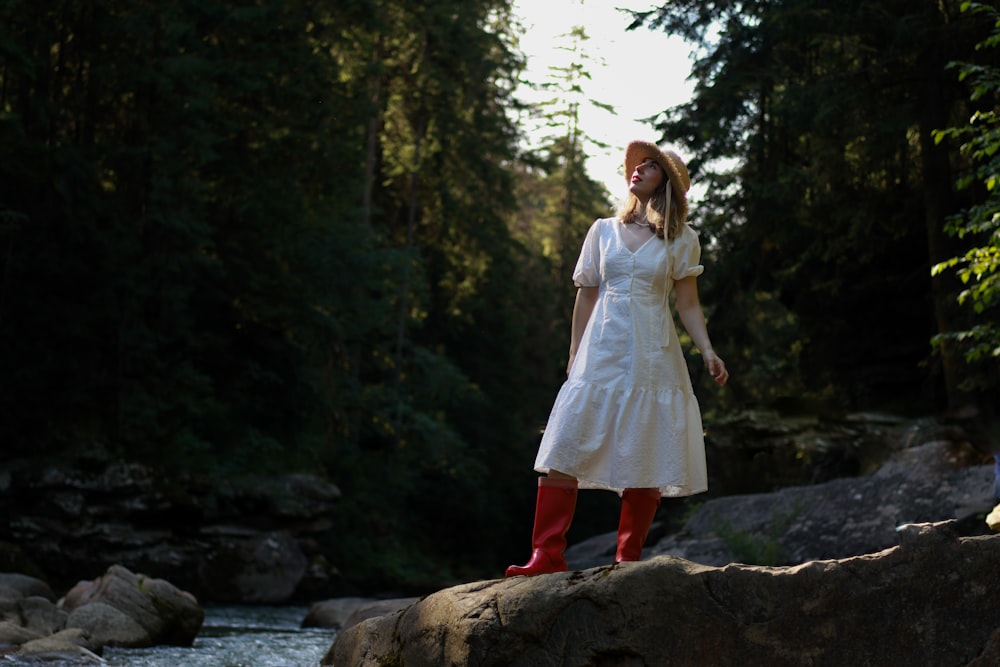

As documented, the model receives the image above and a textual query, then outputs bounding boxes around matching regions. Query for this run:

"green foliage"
[931,1,1000,384]
[687,289,810,414]
[0,0,379,473]
[517,21,614,279]
[634,0,997,412]
[0,0,558,590]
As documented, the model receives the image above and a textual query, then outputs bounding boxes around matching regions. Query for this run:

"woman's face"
[629,158,665,202]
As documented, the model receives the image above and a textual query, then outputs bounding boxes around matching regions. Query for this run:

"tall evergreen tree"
[310,0,563,586]
[0,0,388,472]
[517,22,614,285]
[632,0,996,412]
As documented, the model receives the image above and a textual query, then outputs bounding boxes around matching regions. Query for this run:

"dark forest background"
[1,0,998,591]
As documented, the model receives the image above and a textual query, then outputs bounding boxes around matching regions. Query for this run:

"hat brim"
[624,140,690,224]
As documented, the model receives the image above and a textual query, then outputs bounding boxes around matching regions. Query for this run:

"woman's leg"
[616,487,661,562]
[505,473,578,577]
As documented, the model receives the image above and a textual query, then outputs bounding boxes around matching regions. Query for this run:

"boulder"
[60,565,203,647]
[65,601,148,649]
[326,521,1000,666]
[0,575,63,649]
[196,529,308,603]
[17,628,102,664]
[344,598,421,630]
[566,439,996,570]
[18,596,66,635]
[302,597,373,629]
[0,573,55,601]
[302,596,421,630]
[0,619,42,645]
[0,566,201,658]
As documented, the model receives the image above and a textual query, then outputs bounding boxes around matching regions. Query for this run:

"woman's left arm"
[674,276,728,386]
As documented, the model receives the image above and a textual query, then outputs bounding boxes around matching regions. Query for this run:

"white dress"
[534,217,708,497]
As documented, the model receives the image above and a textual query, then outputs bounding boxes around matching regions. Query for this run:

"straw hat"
[624,140,690,225]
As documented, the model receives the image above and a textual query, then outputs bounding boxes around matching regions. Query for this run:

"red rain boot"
[615,487,662,562]
[505,477,578,577]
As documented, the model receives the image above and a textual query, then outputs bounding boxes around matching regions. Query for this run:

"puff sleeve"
[572,218,603,287]
[657,224,705,349]
[670,225,705,281]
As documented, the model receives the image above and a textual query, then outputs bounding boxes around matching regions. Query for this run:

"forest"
[1,0,998,592]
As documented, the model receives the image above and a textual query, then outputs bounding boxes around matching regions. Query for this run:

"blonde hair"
[618,177,683,240]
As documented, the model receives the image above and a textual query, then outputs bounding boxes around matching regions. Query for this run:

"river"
[102,606,335,667]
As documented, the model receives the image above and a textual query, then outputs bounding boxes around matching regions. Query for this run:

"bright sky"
[510,0,696,204]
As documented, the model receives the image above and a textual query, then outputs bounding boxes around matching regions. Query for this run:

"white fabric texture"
[534,217,708,497]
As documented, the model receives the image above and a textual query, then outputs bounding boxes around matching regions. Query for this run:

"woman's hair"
[618,177,682,240]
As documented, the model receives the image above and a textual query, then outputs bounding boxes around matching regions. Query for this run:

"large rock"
[302,597,375,629]
[65,601,148,648]
[566,439,995,570]
[0,566,202,662]
[303,596,421,630]
[0,573,55,602]
[0,619,42,645]
[17,596,67,635]
[197,529,308,603]
[16,628,103,664]
[326,521,1000,666]
[0,573,65,650]
[60,564,203,647]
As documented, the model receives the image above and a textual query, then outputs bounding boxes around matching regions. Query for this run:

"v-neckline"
[617,221,657,254]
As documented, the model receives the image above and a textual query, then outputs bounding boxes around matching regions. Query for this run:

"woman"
[506,141,728,577]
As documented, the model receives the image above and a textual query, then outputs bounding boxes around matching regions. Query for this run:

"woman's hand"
[675,278,727,387]
[703,350,728,386]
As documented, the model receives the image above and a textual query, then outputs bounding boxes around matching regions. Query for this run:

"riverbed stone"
[18,595,66,635]
[60,565,203,647]
[302,597,373,629]
[326,521,1000,666]
[0,573,54,601]
[197,529,308,603]
[0,619,42,645]
[66,601,147,648]
[303,596,423,631]
[17,628,102,664]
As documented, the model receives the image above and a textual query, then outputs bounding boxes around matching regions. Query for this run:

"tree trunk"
[361,34,384,226]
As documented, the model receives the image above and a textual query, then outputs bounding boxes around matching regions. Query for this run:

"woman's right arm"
[567,286,599,376]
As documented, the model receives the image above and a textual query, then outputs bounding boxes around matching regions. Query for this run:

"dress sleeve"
[572,219,603,287]
[671,224,705,281]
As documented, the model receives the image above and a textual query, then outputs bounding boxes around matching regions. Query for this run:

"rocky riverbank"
[0,464,348,603]
[327,521,1000,666]
[4,410,990,607]
[1,410,996,664]
[319,421,1000,666]
[565,438,996,570]
[0,565,202,664]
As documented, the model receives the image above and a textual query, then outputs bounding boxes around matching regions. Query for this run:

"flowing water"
[102,606,335,667]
